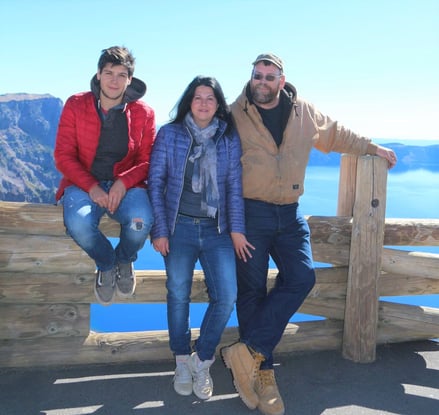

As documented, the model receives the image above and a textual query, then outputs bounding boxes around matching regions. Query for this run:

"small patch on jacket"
[292,184,300,190]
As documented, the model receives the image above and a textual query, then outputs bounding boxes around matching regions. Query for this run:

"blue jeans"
[236,199,316,369]
[165,214,237,361]
[62,183,153,271]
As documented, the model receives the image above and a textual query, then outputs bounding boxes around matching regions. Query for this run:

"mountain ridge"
[1,93,438,204]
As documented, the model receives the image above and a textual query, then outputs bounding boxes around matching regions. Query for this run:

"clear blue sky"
[1,0,438,140]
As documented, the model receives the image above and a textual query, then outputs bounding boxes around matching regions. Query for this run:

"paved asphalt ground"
[1,340,438,415]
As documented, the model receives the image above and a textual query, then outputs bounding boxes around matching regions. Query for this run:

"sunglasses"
[252,72,282,82]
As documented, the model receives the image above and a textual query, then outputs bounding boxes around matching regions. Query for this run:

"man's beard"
[250,84,278,105]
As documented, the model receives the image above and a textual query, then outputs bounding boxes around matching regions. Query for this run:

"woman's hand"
[231,232,255,262]
[152,237,170,256]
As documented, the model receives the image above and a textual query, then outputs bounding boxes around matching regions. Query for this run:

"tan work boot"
[255,369,285,415]
[221,342,264,409]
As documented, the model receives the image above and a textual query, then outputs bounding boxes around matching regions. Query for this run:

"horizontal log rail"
[1,202,438,246]
[0,155,438,367]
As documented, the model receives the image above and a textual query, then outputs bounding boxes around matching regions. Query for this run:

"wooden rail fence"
[0,155,438,368]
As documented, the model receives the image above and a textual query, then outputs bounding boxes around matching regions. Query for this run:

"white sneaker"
[173,355,193,396]
[189,352,214,400]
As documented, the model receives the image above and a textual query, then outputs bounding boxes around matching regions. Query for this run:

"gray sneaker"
[188,352,214,400]
[173,355,193,396]
[116,262,136,298]
[94,267,116,305]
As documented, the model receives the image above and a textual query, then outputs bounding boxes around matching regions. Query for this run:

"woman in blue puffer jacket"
[148,75,254,400]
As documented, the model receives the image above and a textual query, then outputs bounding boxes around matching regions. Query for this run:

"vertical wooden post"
[342,156,388,363]
[337,154,358,216]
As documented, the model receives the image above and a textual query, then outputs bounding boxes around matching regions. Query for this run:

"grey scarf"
[184,113,219,218]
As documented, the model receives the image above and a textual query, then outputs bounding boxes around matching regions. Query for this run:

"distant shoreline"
[373,138,439,146]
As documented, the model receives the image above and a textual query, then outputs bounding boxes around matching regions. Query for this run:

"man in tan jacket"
[221,53,397,415]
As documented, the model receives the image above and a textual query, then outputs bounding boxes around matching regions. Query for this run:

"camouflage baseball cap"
[252,53,283,71]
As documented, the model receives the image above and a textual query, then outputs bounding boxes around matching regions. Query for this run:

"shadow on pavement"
[0,340,438,415]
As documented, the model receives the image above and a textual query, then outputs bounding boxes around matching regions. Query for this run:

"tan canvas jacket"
[231,83,378,205]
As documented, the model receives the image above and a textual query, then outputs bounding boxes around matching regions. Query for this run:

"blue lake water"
[91,166,439,332]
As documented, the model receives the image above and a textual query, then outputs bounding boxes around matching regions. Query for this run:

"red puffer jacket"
[54,90,155,201]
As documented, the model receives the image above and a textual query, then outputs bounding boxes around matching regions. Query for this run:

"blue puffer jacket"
[148,119,246,240]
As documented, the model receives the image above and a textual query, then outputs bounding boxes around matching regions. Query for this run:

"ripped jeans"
[62,182,153,271]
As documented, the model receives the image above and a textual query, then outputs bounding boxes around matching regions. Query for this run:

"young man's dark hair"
[97,46,135,77]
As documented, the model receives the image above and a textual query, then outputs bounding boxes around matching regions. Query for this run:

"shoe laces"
[118,262,133,280]
[248,346,265,378]
[194,365,211,390]
[259,369,276,387]
[97,268,116,286]
[175,360,192,383]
